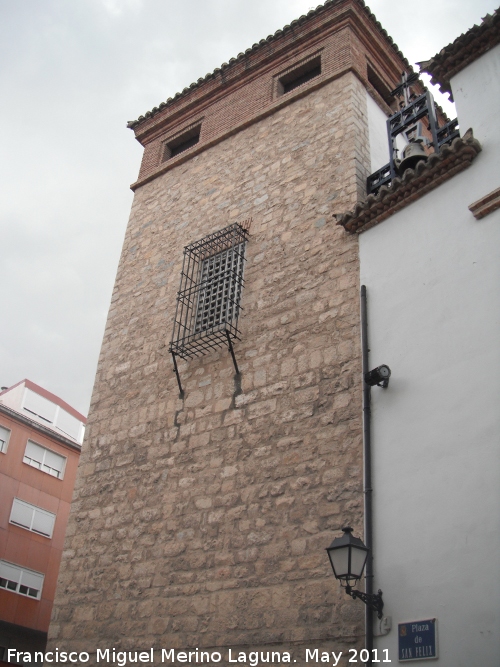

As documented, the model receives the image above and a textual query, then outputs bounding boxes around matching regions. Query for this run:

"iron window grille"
[169,221,250,395]
[366,73,460,196]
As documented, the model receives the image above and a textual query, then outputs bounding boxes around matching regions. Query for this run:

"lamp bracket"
[345,585,384,619]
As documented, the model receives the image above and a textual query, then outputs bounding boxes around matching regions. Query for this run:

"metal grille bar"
[169,222,250,363]
[437,118,460,148]
[366,83,459,196]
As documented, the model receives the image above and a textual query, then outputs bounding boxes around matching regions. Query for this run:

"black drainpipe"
[360,285,374,663]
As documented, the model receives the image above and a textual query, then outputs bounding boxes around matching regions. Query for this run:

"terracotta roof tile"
[337,129,482,234]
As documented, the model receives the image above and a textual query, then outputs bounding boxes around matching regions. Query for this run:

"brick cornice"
[128,0,410,143]
[469,185,500,220]
[130,66,361,191]
[337,129,482,234]
[132,22,339,148]
[129,0,414,190]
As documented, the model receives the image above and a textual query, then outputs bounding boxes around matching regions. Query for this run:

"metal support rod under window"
[226,330,240,376]
[171,353,184,399]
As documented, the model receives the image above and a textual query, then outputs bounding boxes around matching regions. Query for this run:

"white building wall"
[358,47,500,665]
[452,43,500,198]
[366,92,390,172]
[0,383,25,412]
[366,92,407,173]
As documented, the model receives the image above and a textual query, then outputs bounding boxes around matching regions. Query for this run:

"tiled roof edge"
[418,8,500,97]
[127,0,410,130]
[336,129,482,234]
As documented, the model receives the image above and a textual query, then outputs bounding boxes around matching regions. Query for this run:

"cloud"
[100,0,144,17]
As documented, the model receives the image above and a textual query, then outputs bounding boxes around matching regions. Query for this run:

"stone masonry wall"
[48,71,371,666]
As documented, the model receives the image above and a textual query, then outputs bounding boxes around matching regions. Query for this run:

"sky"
[1,0,498,416]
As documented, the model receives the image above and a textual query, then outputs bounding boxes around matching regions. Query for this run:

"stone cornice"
[337,129,482,234]
[418,9,500,98]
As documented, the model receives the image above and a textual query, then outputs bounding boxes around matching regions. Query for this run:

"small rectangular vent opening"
[164,125,201,161]
[367,64,394,106]
[279,56,321,95]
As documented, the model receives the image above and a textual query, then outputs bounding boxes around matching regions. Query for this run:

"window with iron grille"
[169,222,249,361]
[194,243,245,334]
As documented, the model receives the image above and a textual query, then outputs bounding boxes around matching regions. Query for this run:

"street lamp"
[326,527,384,619]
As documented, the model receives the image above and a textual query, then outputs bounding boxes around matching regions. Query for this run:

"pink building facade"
[0,380,85,659]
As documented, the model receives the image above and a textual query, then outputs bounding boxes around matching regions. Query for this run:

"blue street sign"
[398,619,437,661]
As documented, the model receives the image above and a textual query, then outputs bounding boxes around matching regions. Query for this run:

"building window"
[0,561,44,600]
[169,221,249,360]
[10,499,56,538]
[194,244,246,334]
[278,55,322,95]
[163,124,201,162]
[23,440,66,479]
[0,424,11,453]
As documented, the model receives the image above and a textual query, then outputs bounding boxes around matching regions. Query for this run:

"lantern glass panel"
[328,545,350,579]
[350,546,368,579]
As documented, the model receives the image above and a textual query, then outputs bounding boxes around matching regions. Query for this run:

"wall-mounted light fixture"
[364,365,391,388]
[326,527,384,619]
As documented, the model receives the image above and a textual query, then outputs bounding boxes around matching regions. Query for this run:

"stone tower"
[48,0,408,662]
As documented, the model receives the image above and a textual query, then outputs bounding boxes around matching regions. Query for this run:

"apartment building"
[0,380,85,658]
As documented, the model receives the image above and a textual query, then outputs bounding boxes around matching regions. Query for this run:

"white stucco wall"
[358,46,500,665]
[0,383,25,411]
[366,92,414,174]
[366,92,390,173]
[452,43,500,199]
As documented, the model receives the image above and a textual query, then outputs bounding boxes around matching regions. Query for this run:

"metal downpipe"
[360,285,374,663]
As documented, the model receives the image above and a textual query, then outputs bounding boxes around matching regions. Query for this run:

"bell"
[398,141,428,175]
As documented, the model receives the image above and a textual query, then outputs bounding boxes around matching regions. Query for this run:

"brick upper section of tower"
[128,0,411,190]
